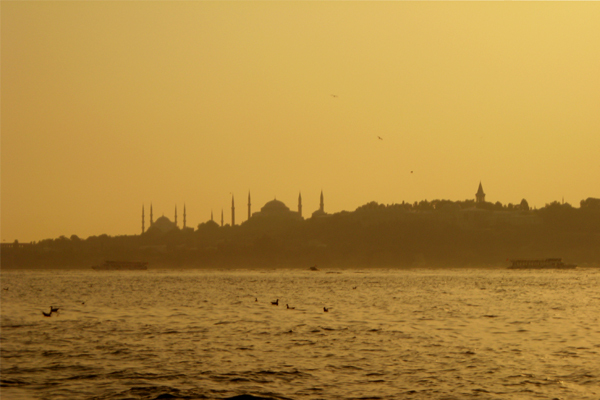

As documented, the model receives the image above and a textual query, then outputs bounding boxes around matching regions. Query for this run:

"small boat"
[508,258,576,270]
[92,261,148,271]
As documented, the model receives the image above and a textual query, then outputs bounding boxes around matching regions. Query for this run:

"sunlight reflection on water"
[1,267,599,399]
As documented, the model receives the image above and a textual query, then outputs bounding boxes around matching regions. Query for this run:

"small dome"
[311,209,327,218]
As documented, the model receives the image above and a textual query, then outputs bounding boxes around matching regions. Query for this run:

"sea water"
[1,267,599,400]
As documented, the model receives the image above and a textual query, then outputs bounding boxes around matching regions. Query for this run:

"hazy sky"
[2,2,599,243]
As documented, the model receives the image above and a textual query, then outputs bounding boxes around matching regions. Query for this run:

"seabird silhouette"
[42,310,52,317]
[271,299,279,306]
[50,306,59,313]
[255,297,258,302]
[286,304,295,309]
[323,307,329,312]
[378,136,383,140]
[331,94,338,98]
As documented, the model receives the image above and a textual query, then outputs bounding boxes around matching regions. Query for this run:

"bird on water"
[271,299,279,306]
[286,304,295,310]
[323,307,329,312]
[42,306,60,317]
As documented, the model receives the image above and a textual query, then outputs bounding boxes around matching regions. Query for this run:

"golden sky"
[2,2,599,242]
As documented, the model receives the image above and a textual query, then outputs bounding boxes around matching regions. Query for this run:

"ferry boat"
[91,261,148,271]
[508,258,576,270]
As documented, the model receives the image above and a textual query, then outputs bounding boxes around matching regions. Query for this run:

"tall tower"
[174,205,178,226]
[298,191,302,218]
[183,204,187,229]
[221,209,224,227]
[211,210,214,222]
[150,203,154,225]
[476,182,486,204]
[248,191,251,221]
[231,195,236,226]
[319,190,325,213]
[142,205,145,234]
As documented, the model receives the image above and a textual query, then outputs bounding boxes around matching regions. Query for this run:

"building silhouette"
[141,192,329,234]
[476,182,486,204]
[249,198,302,221]
[231,195,235,226]
[248,192,251,221]
[142,205,179,235]
[311,190,328,218]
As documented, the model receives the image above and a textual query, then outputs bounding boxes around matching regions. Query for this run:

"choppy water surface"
[1,267,599,400]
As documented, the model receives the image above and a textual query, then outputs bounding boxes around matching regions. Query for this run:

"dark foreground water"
[1,267,599,400]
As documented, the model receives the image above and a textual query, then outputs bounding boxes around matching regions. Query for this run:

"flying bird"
[378,136,383,140]
[331,94,338,98]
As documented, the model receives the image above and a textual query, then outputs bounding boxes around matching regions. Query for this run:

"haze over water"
[2,267,599,400]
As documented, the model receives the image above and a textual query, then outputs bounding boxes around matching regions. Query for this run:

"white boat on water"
[508,258,576,269]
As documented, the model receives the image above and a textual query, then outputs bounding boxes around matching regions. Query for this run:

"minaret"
[298,191,302,218]
[183,204,187,229]
[476,182,485,204]
[248,191,251,221]
[150,203,154,225]
[174,205,178,226]
[211,210,214,222]
[142,205,145,234]
[221,209,224,227]
[319,190,325,213]
[231,195,236,226]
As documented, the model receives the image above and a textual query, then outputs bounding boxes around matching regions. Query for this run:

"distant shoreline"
[4,262,598,272]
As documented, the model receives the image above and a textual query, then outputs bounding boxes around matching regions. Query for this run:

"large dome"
[261,199,290,213]
[149,216,178,233]
[248,197,301,222]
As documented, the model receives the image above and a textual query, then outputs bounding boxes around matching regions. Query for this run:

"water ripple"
[2,268,600,399]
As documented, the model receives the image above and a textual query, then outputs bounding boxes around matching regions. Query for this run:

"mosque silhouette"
[141,182,489,235]
[141,191,328,234]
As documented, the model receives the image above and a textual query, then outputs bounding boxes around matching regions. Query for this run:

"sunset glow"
[2,2,599,242]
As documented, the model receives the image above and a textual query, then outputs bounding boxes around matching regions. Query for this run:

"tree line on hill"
[3,198,599,269]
